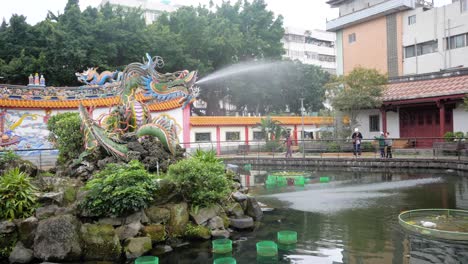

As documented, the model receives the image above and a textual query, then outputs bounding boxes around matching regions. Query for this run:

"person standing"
[285,134,293,158]
[375,132,386,158]
[385,132,393,158]
[351,128,363,156]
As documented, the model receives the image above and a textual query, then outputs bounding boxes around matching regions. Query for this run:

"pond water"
[159,167,468,264]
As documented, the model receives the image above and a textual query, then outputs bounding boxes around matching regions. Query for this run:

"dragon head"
[75,67,98,84]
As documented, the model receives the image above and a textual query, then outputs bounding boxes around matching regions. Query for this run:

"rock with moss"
[167,202,189,237]
[184,223,211,240]
[8,242,33,264]
[143,224,166,242]
[124,237,152,259]
[116,222,142,241]
[189,205,222,226]
[80,223,121,261]
[226,202,244,218]
[33,214,81,261]
[16,217,38,248]
[145,206,171,224]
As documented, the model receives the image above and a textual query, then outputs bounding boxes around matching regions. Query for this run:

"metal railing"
[2,137,467,170]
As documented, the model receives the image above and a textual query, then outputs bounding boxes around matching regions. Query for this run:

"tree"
[47,112,84,164]
[328,67,387,129]
[255,116,285,141]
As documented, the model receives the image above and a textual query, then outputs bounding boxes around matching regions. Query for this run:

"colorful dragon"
[78,54,198,160]
[75,67,122,85]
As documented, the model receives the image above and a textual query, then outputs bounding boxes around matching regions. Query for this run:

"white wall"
[453,103,468,132]
[387,111,400,138]
[355,109,382,139]
[403,2,468,74]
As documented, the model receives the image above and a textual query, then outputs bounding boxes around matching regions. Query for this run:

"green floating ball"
[212,238,233,254]
[256,240,278,257]
[213,256,237,264]
[277,230,297,244]
[319,176,330,183]
[135,256,159,264]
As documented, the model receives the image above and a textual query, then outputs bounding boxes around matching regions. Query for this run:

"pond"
[159,167,468,264]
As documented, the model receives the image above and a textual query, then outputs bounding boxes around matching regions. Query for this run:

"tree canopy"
[327,67,387,128]
[0,0,331,115]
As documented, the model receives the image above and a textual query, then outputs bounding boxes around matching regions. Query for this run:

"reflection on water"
[159,168,468,264]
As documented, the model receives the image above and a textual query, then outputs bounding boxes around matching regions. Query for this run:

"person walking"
[375,132,386,158]
[351,128,363,156]
[385,132,393,158]
[285,133,293,158]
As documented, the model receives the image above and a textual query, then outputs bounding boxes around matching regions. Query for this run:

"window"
[462,0,468,12]
[253,132,265,140]
[405,45,416,58]
[369,115,380,132]
[408,15,416,25]
[348,33,356,43]
[195,132,211,142]
[417,40,438,56]
[446,34,467,50]
[226,132,240,141]
[318,54,336,62]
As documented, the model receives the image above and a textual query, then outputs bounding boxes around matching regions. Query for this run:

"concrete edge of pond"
[222,157,468,172]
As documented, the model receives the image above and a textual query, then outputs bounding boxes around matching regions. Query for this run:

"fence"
[1,137,467,170]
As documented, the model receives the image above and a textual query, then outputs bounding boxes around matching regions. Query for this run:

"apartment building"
[282,27,337,74]
[100,0,181,24]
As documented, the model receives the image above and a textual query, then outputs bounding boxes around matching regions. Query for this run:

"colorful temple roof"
[190,116,335,126]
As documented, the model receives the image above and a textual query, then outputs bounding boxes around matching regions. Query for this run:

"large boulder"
[33,215,81,261]
[143,224,166,242]
[245,197,263,221]
[8,242,33,264]
[16,216,38,248]
[80,223,121,261]
[145,206,170,224]
[0,220,16,234]
[35,205,59,220]
[124,237,152,259]
[229,216,254,230]
[226,203,244,218]
[208,216,224,231]
[37,192,64,205]
[167,202,189,237]
[116,222,142,241]
[189,205,222,226]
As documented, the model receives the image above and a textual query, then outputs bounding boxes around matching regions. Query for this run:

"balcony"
[326,0,416,32]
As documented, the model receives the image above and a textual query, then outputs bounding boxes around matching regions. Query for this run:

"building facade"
[282,27,337,74]
[100,0,181,24]
[326,0,468,143]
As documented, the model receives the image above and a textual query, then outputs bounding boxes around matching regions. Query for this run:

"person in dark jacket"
[351,128,363,156]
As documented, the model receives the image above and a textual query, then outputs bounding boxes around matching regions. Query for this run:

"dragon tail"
[136,115,179,155]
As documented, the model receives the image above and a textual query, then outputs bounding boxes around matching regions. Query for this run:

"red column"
[381,107,387,134]
[245,125,249,146]
[216,126,221,155]
[293,125,298,145]
[0,109,5,133]
[182,104,191,148]
[438,101,446,137]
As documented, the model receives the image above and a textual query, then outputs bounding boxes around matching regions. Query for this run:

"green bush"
[47,112,84,164]
[454,131,465,140]
[192,149,221,163]
[0,168,38,220]
[80,160,158,217]
[0,150,20,164]
[168,157,231,207]
[361,142,375,152]
[262,141,284,152]
[326,142,340,152]
[443,132,455,142]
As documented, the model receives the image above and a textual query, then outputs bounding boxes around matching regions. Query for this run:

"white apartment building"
[100,0,181,24]
[282,27,337,74]
[402,0,468,75]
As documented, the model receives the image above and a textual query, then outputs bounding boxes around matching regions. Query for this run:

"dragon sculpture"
[78,54,198,161]
[75,67,122,85]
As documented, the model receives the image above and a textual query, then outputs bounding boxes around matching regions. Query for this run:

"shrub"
[454,131,465,140]
[47,112,84,164]
[361,141,375,152]
[80,160,158,217]
[192,149,221,164]
[443,132,455,142]
[262,141,284,152]
[0,168,38,220]
[0,150,20,164]
[168,158,231,207]
[326,142,340,152]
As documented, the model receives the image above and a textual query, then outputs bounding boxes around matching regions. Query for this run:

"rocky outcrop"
[116,222,142,241]
[124,237,152,259]
[189,205,222,226]
[167,202,189,237]
[33,215,81,261]
[16,217,38,248]
[145,206,170,224]
[245,197,263,221]
[143,224,166,242]
[8,242,33,264]
[80,224,121,261]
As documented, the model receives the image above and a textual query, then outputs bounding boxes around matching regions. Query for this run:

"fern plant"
[0,168,38,220]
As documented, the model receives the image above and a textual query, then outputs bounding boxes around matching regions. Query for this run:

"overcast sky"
[0,0,455,30]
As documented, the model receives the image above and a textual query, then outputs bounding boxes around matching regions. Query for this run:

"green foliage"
[0,150,20,164]
[168,157,231,207]
[184,223,211,239]
[0,168,38,220]
[192,149,221,164]
[361,142,375,152]
[326,142,340,152]
[328,67,387,128]
[80,160,158,217]
[47,112,83,164]
[255,116,285,142]
[454,131,465,139]
[262,141,284,152]
[443,132,455,142]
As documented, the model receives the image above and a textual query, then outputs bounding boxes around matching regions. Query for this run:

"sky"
[0,0,455,30]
